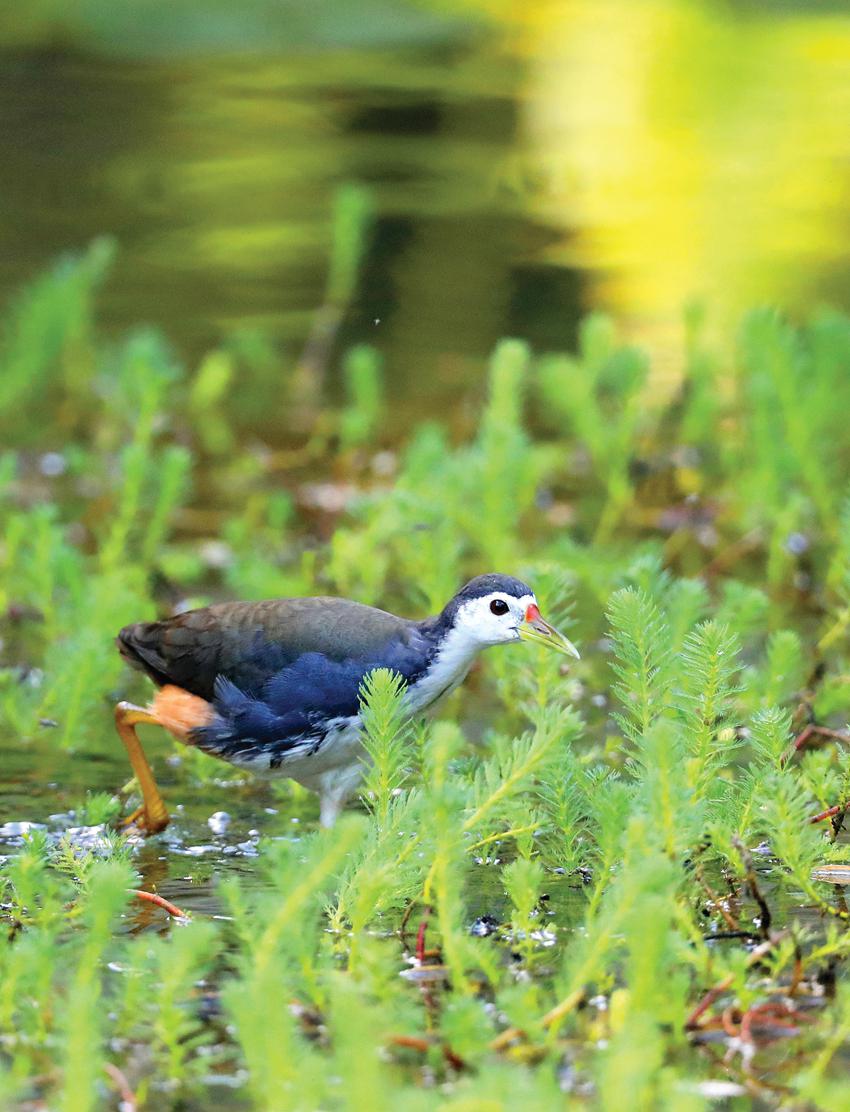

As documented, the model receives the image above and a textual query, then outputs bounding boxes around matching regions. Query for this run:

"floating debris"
[223,840,260,857]
[688,1081,748,1098]
[470,914,500,937]
[399,965,450,985]
[130,888,190,920]
[811,864,850,885]
[176,844,217,857]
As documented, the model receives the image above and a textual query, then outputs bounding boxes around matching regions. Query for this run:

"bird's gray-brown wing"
[117,597,413,702]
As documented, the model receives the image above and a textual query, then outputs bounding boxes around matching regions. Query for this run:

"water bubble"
[207,811,231,835]
[0,820,46,838]
[180,845,215,856]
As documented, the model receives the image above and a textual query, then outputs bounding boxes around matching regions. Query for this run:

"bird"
[114,573,579,834]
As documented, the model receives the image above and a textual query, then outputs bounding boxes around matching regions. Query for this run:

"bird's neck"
[405,618,482,712]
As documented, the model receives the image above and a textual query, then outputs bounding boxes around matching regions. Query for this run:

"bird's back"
[117,596,414,702]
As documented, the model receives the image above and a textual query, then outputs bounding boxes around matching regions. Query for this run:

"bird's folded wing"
[117,597,412,701]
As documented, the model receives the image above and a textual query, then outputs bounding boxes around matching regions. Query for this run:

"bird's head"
[441,574,580,658]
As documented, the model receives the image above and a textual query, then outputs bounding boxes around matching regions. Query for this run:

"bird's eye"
[490,599,509,616]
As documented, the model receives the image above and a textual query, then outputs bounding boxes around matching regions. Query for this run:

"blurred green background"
[4,0,850,434]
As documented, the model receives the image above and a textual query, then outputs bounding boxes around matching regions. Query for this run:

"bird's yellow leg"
[114,702,170,835]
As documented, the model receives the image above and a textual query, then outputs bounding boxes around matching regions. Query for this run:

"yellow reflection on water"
[513,0,850,342]
[3,0,850,410]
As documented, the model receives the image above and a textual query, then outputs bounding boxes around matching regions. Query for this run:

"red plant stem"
[129,889,189,919]
[415,918,428,963]
[104,1063,137,1111]
[388,1034,466,1070]
[721,1005,741,1038]
[795,725,850,752]
[684,934,787,1033]
[685,975,734,1030]
[389,1034,430,1052]
[809,803,846,824]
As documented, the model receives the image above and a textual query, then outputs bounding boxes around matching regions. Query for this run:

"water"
[2,1,850,436]
[0,721,583,958]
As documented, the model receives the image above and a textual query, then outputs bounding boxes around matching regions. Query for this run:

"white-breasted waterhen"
[114,573,579,833]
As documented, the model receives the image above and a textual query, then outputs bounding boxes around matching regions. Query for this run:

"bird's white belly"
[281,717,365,784]
[282,717,367,826]
[226,716,365,827]
[227,716,362,780]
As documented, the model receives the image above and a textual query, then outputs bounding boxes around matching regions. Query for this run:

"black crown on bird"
[114,574,579,833]
[434,573,537,625]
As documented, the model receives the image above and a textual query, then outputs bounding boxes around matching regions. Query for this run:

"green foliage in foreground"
[5,249,850,1107]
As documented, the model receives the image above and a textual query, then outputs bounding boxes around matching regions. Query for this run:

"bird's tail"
[116,621,172,687]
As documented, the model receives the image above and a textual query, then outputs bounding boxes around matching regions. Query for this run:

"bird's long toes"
[120,803,169,837]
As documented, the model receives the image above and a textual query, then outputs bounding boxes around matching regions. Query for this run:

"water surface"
[2,0,850,430]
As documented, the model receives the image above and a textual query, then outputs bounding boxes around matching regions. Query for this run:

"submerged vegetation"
[6,240,850,1109]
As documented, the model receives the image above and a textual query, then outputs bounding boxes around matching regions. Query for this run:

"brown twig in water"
[732,837,771,941]
[389,1034,430,1052]
[399,899,431,954]
[685,975,735,1030]
[780,722,850,768]
[788,944,804,997]
[794,724,850,752]
[387,1034,466,1071]
[406,906,442,1015]
[831,806,848,841]
[695,863,739,931]
[809,803,847,825]
[685,933,788,1032]
[739,1000,813,1045]
[129,889,189,920]
[721,1004,741,1038]
[398,898,416,951]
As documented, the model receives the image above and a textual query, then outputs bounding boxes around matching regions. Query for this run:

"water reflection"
[517,0,850,343]
[1,0,849,422]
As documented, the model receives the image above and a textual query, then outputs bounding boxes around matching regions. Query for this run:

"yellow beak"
[518,604,580,660]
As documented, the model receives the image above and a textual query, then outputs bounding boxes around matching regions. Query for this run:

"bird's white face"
[452,591,581,658]
[454,591,537,647]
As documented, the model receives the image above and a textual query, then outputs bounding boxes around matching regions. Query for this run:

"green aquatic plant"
[537,313,651,544]
[0,239,113,435]
[358,668,413,825]
[7,247,850,1107]
[339,344,384,450]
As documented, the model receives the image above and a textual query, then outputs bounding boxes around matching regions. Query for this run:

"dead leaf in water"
[811,864,850,885]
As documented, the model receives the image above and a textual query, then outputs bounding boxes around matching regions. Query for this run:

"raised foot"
[114,701,171,836]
